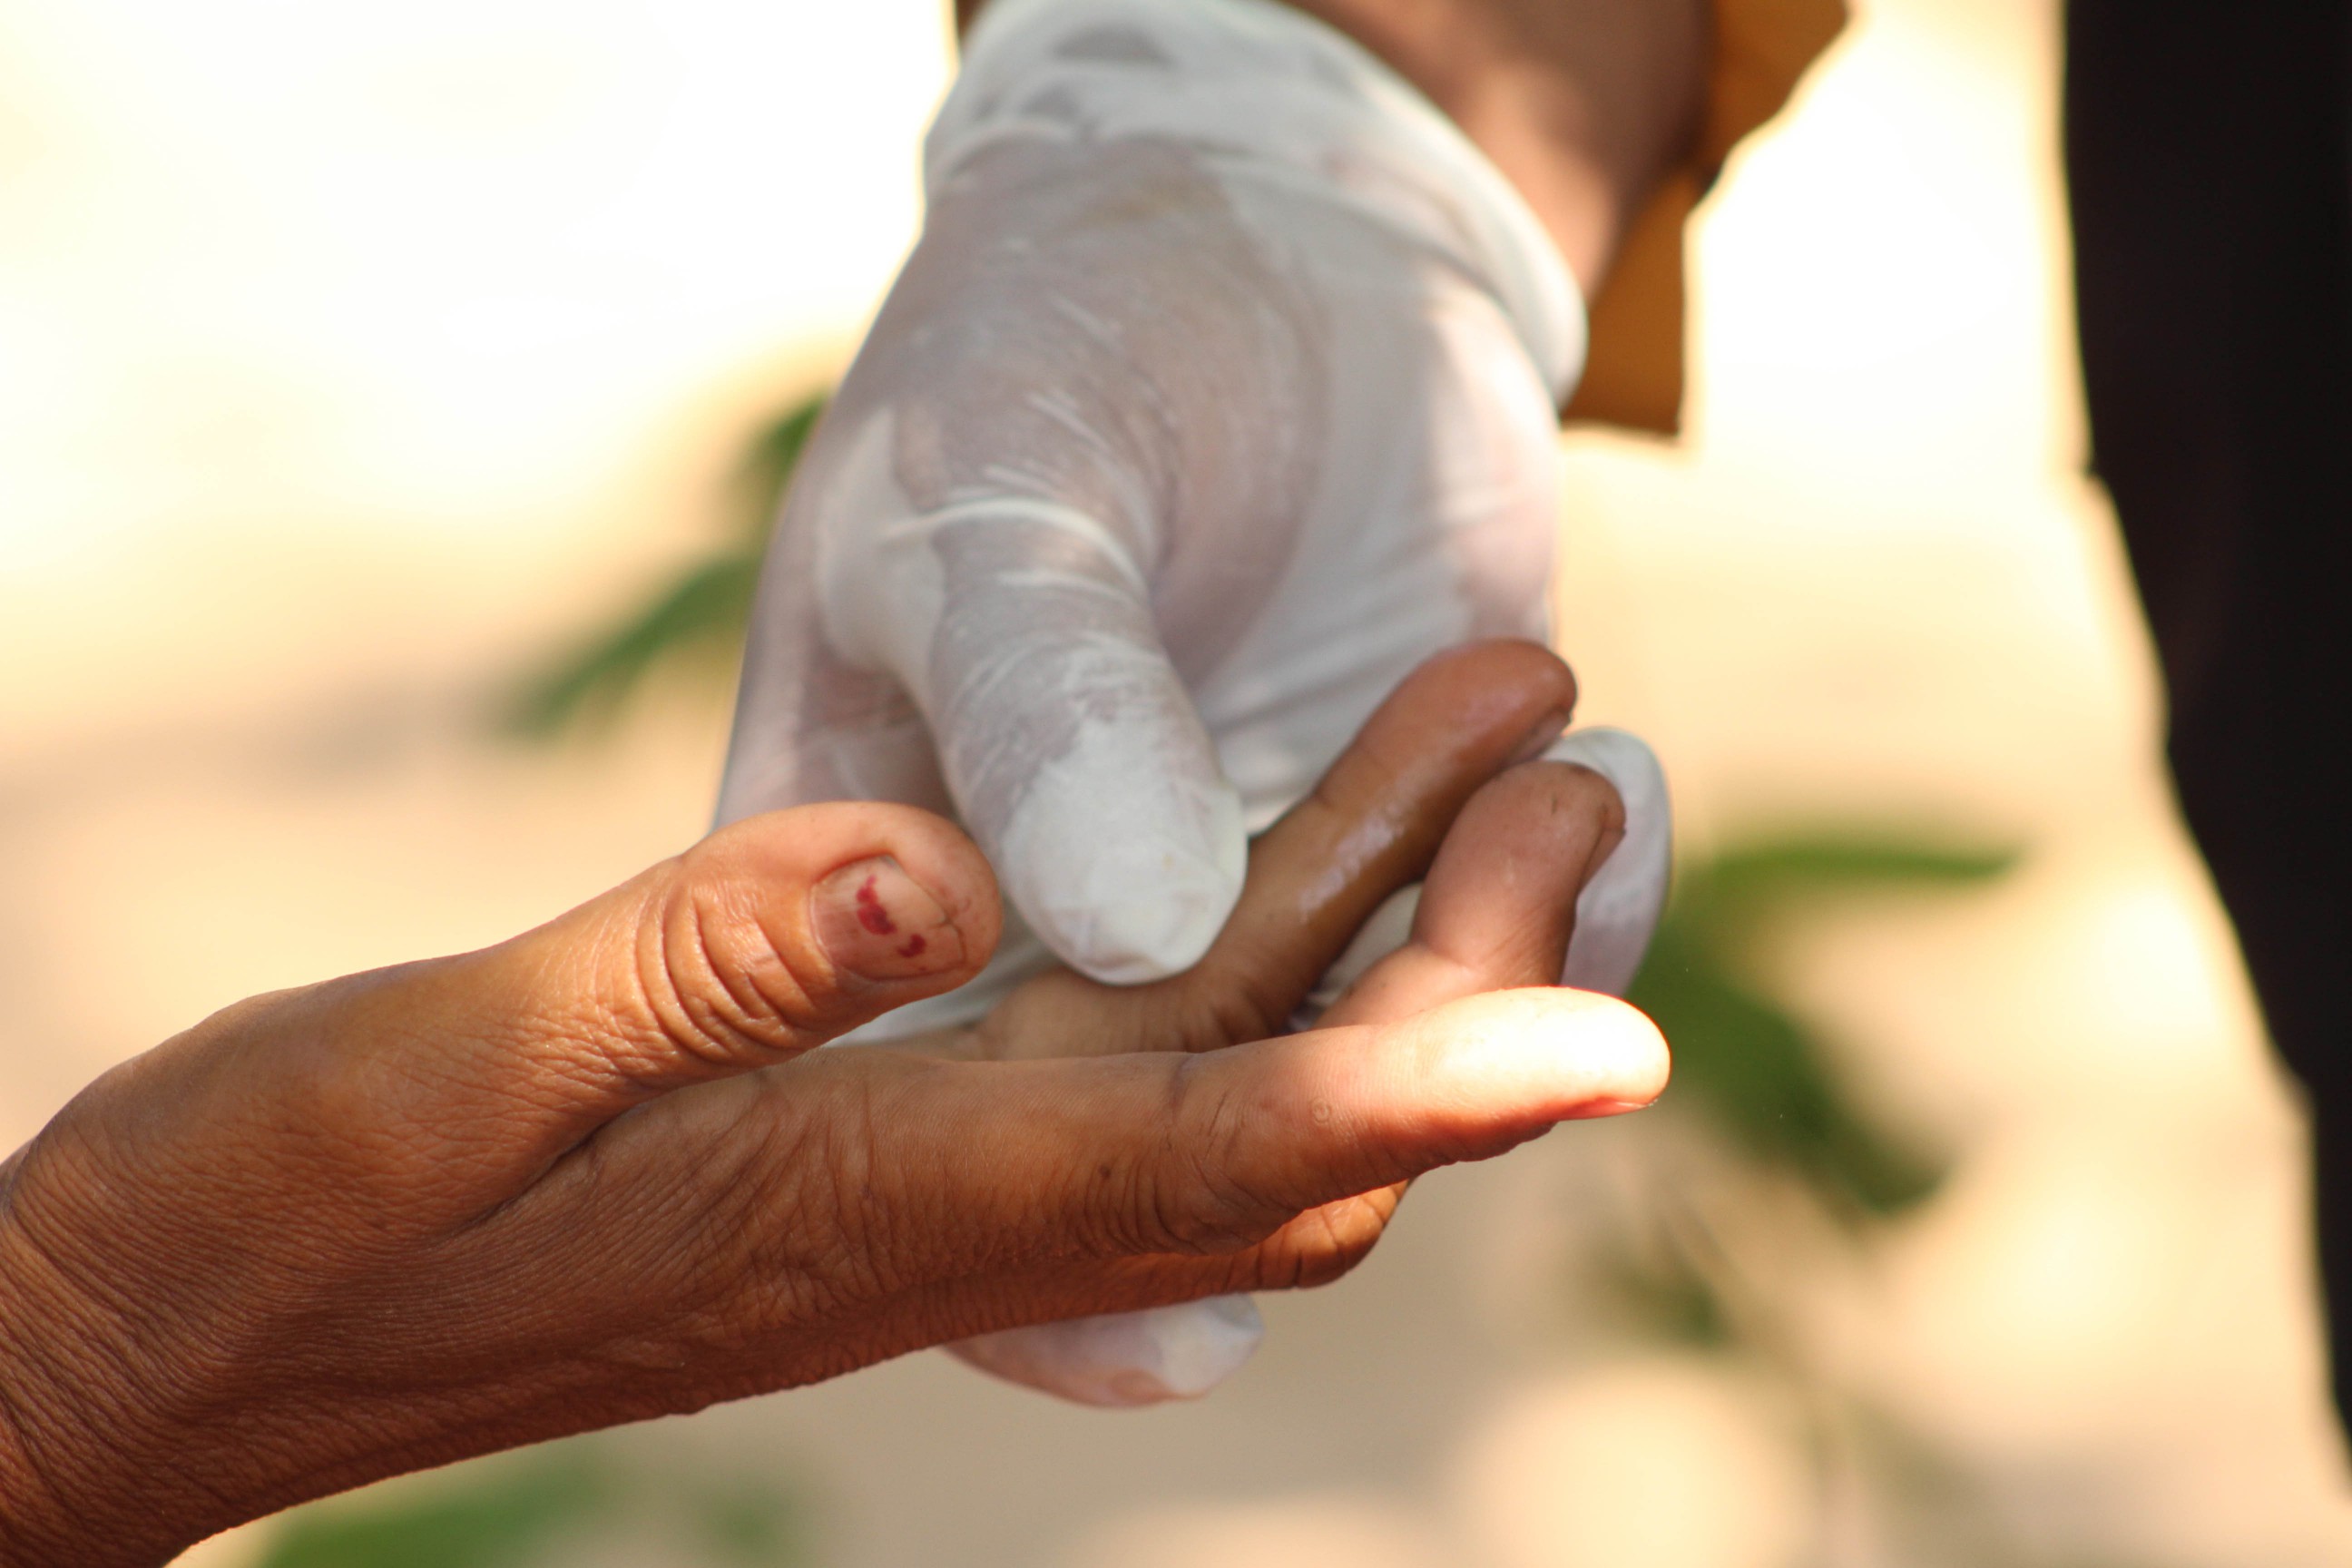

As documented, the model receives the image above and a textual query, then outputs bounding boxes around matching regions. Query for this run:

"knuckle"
[631,864,823,1073]
[1129,1060,1288,1255]
[739,1080,907,1315]
[624,1087,892,1350]
[1193,984,1289,1053]
[1553,761,1629,834]
[1244,1197,1391,1292]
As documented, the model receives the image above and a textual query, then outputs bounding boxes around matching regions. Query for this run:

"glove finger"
[717,495,954,828]
[856,497,1250,986]
[946,1294,1264,1408]
[1543,730,1672,996]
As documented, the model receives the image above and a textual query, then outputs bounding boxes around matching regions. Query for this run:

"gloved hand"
[716,0,1671,1402]
[720,0,1585,991]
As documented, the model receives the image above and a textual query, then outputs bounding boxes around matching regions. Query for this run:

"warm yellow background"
[4,0,2347,1562]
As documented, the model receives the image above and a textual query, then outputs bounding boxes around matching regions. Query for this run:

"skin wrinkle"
[627,867,825,1084]
[0,1211,264,1511]
[806,1078,901,1294]
[488,1135,713,1318]
[0,1205,156,1459]
[630,874,728,1083]
[438,1028,701,1242]
[0,1371,81,1556]
[685,877,802,1049]
[681,869,818,1067]
[1152,1054,1253,1253]
[665,872,808,1065]
[884,1062,1049,1279]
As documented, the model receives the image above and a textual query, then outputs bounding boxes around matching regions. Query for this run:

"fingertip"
[1034,835,1244,984]
[1420,638,1579,710]
[1540,729,1672,998]
[1403,758,1628,991]
[1147,987,1672,1227]
[995,751,1247,985]
[693,800,1004,1007]
[1403,986,1671,1122]
[409,801,1008,1138]
[1544,987,1672,1110]
[810,856,971,983]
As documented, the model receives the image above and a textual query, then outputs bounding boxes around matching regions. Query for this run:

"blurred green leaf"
[256,1447,808,1568]
[1591,1239,1732,1348]
[689,1478,807,1566]
[255,1453,607,1568]
[730,396,826,545]
[1670,838,2016,941]
[1628,834,2018,1215]
[502,554,764,737]
[501,393,827,738]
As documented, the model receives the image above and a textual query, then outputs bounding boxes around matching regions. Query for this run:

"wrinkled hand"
[718,0,1586,997]
[0,645,1665,1567]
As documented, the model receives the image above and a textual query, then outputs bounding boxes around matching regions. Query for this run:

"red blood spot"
[854,875,897,935]
[897,934,927,958]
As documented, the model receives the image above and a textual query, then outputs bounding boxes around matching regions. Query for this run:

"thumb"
[840,496,1246,985]
[319,803,1000,1147]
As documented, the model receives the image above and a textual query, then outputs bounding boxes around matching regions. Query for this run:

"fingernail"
[1561,1095,1654,1120]
[1507,706,1575,766]
[812,857,964,982]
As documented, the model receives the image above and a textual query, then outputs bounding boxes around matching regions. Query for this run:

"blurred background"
[4,0,2348,1562]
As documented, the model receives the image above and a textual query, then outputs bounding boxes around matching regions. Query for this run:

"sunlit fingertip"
[1557,1094,1658,1120]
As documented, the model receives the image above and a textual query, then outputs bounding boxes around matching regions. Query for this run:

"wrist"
[958,0,1707,298]
[937,0,1588,400]
[1274,0,1706,295]
[0,1376,76,1563]
[0,1246,143,1563]
[0,1177,223,1567]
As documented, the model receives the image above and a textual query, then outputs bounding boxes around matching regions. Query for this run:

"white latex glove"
[716,0,1671,1403]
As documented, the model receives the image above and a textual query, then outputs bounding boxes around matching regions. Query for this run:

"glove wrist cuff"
[934,0,1587,402]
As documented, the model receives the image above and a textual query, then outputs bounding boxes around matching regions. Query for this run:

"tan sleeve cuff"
[1562,0,1847,434]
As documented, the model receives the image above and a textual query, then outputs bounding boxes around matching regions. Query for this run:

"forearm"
[953,0,1708,298]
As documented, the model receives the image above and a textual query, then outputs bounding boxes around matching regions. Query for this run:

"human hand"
[718,0,1592,1002]
[0,647,1666,1567]
[908,641,1656,1404]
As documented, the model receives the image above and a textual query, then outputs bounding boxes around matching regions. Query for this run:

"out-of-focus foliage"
[1628,836,2016,1215]
[256,1443,805,1568]
[255,1455,603,1568]
[1573,832,2166,1568]
[504,396,826,737]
